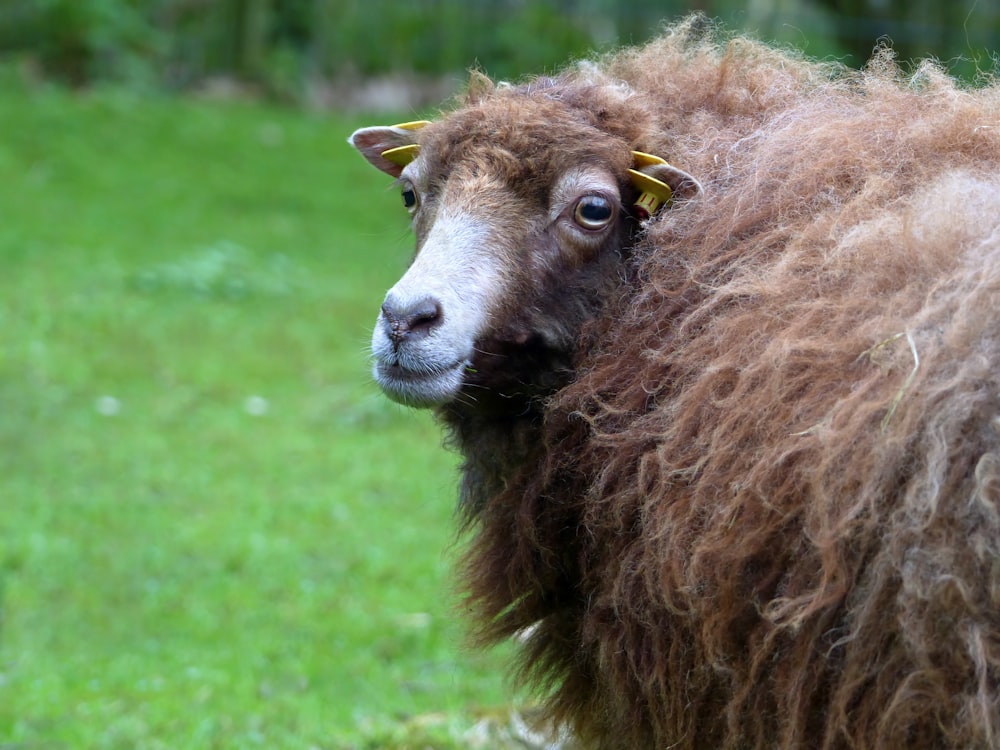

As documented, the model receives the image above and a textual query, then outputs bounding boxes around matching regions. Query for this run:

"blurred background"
[1,0,998,103]
[0,2,996,749]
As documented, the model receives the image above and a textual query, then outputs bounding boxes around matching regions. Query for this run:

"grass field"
[0,78,519,748]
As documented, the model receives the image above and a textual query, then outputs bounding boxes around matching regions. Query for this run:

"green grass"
[0,81,517,748]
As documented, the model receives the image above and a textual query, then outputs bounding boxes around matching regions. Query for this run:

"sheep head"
[351,85,699,411]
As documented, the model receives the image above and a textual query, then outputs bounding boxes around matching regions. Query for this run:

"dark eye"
[573,195,615,230]
[401,186,418,211]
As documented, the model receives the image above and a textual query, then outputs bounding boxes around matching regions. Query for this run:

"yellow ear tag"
[379,120,431,167]
[629,150,674,220]
[628,170,674,218]
[381,144,420,166]
[392,120,432,131]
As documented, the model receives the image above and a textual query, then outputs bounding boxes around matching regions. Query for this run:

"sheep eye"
[401,186,418,211]
[574,195,614,230]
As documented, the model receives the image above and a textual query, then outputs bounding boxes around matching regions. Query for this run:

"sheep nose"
[381,297,443,347]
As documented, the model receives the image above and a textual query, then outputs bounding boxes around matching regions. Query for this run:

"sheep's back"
[544,36,1000,750]
[452,23,1000,748]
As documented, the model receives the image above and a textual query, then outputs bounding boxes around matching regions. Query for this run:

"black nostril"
[406,299,442,335]
[381,297,443,346]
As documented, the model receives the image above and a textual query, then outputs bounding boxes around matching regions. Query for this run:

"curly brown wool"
[358,16,1000,749]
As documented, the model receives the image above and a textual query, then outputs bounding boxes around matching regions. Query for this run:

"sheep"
[349,16,1000,750]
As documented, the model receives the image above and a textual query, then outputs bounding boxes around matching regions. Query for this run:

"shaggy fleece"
[441,19,1000,750]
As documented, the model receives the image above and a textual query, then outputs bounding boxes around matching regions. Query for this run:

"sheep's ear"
[629,151,703,218]
[349,120,430,178]
[644,162,703,202]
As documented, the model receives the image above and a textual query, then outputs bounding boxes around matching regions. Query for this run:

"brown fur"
[380,17,1000,749]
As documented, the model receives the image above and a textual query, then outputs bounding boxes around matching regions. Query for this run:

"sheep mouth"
[374,359,467,408]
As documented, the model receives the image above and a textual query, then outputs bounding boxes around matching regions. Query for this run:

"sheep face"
[351,102,643,410]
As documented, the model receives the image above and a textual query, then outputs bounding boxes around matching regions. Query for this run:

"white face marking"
[372,200,507,407]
